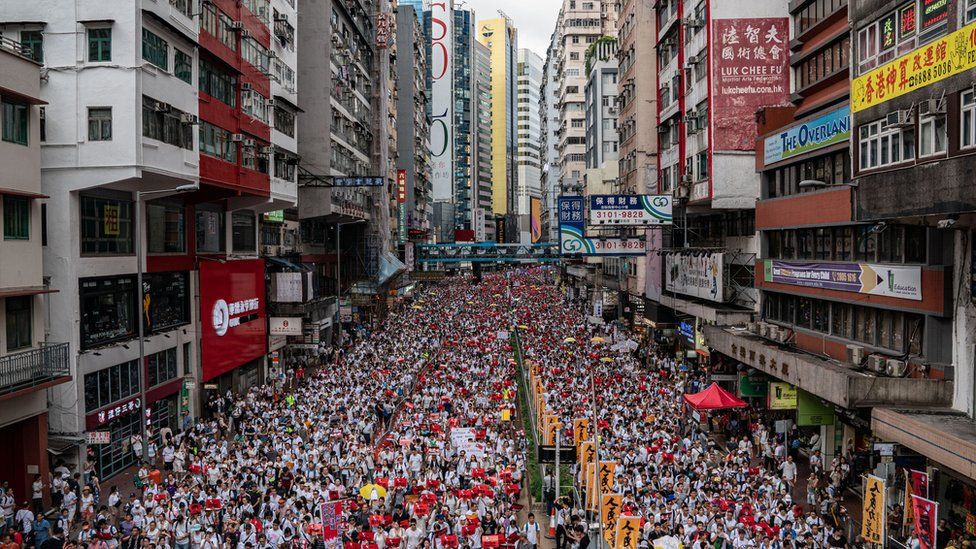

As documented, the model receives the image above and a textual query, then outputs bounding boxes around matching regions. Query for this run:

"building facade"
[516,49,543,219]
[478,18,519,219]
[0,41,67,505]
[473,40,495,242]
[540,30,561,243]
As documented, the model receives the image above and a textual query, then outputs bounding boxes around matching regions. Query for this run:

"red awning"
[683,382,748,411]
[0,188,48,199]
[0,286,57,298]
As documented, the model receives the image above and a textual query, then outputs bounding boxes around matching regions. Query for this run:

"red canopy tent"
[683,382,747,411]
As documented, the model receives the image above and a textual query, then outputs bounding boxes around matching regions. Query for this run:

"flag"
[911,495,938,549]
[320,500,344,541]
[912,470,929,498]
[862,475,886,544]
[905,474,915,527]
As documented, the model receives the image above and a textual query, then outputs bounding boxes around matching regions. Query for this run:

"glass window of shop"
[196,206,225,253]
[83,360,141,413]
[94,410,141,479]
[765,225,926,264]
[80,276,136,349]
[143,271,189,333]
[149,396,176,444]
[232,211,256,253]
[767,151,850,198]
[147,347,178,387]
[146,202,185,253]
[80,194,134,255]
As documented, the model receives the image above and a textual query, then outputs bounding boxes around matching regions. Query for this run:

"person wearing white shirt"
[521,513,541,549]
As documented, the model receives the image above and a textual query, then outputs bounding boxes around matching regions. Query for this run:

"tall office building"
[473,40,495,242]
[516,49,543,218]
[540,30,561,242]
[478,18,519,219]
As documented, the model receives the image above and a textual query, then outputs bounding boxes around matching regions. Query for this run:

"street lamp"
[135,183,198,457]
[334,219,366,346]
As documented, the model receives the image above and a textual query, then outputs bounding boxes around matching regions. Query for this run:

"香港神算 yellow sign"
[852,21,976,113]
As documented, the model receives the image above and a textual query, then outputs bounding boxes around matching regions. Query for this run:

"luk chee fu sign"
[711,17,790,150]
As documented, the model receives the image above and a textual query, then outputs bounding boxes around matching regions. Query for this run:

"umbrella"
[600,357,614,363]
[563,337,577,343]
[411,305,422,310]
[590,336,605,343]
[518,325,529,330]
[360,484,388,500]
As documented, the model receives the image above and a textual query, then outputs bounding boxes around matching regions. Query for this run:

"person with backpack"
[520,514,540,549]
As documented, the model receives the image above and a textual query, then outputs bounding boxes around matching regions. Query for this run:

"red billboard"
[199,259,267,381]
[710,18,790,151]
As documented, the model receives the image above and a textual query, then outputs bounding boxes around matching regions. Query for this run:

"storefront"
[199,259,268,396]
[85,395,143,479]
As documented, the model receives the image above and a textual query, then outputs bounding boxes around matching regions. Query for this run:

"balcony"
[0,343,71,398]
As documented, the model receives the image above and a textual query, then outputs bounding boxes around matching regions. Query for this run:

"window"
[232,211,256,252]
[274,152,297,182]
[199,121,237,163]
[199,59,236,106]
[242,90,269,123]
[142,96,193,149]
[241,143,269,173]
[243,0,270,22]
[696,150,708,180]
[80,194,133,255]
[5,296,32,351]
[963,91,976,149]
[88,28,112,62]
[242,38,270,73]
[919,114,947,157]
[3,196,29,240]
[20,30,43,63]
[142,28,168,70]
[1,97,28,145]
[146,202,185,253]
[273,107,295,137]
[794,36,849,89]
[201,4,237,51]
[174,49,192,84]
[196,207,225,253]
[858,118,914,171]
[38,107,44,142]
[83,359,141,412]
[147,348,179,387]
[968,0,976,23]
[170,0,193,17]
[144,271,189,333]
[79,276,136,349]
[87,107,112,141]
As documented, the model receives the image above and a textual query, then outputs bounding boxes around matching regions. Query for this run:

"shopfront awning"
[872,408,976,481]
[704,325,953,409]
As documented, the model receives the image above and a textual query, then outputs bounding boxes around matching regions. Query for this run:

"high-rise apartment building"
[550,0,618,198]
[478,18,519,218]
[540,30,561,242]
[1,0,299,479]
[474,40,495,242]
[516,49,544,217]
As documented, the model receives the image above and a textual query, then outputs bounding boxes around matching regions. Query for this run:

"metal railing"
[0,342,70,396]
[0,36,35,61]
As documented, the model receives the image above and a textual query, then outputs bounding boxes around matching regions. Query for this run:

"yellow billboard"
[852,21,976,113]
[530,196,543,243]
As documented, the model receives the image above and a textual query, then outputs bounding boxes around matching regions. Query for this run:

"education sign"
[764,260,922,301]
[764,106,850,165]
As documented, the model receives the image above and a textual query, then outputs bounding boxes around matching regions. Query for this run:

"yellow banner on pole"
[862,475,886,544]
[599,461,617,495]
[614,516,642,549]
[501,408,511,422]
[545,418,561,445]
[601,494,623,546]
[579,441,595,469]
[586,466,599,511]
[573,418,590,447]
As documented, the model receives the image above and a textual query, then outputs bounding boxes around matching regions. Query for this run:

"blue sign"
[558,196,646,257]
[589,195,673,226]
[679,321,694,344]
[763,106,851,166]
[331,177,385,187]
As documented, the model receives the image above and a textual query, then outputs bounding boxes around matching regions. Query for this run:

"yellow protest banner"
[573,418,590,447]
[545,418,561,445]
[501,408,511,422]
[862,475,886,544]
[599,461,617,495]
[579,441,595,468]
[582,461,594,489]
[852,20,976,113]
[586,466,599,511]
[614,516,642,549]
[601,494,623,546]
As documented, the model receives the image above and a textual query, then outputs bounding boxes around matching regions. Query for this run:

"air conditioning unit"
[675,185,690,199]
[867,355,888,374]
[886,109,914,127]
[231,133,245,142]
[686,54,701,66]
[886,359,909,377]
[180,113,198,125]
[241,82,253,91]
[771,327,788,343]
[681,17,704,29]
[154,102,171,113]
[260,145,275,155]
[746,322,758,334]
[759,322,772,338]
[680,174,694,184]
[261,245,278,256]
[266,98,276,108]
[230,21,245,30]
[846,344,865,366]
[243,138,257,148]
[918,98,946,116]
[240,29,251,38]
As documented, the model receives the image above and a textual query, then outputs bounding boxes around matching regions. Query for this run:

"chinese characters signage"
[559,197,646,257]
[764,260,922,301]
[86,397,141,430]
[852,19,976,113]
[376,12,392,48]
[711,18,790,151]
[911,495,938,549]
[589,195,673,226]
[862,475,887,544]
